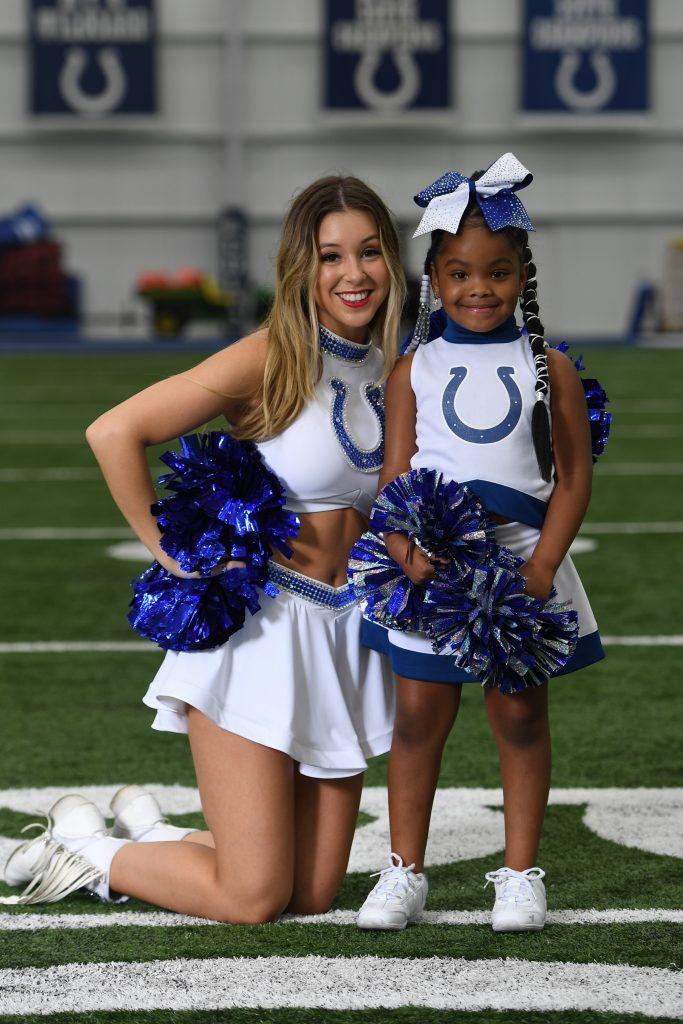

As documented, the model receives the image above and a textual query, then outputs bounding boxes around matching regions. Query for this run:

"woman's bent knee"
[211,878,293,925]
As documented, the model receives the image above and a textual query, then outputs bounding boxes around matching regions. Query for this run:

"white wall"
[0,0,680,337]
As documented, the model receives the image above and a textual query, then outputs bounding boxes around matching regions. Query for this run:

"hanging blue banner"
[523,0,649,113]
[30,0,157,117]
[325,0,450,112]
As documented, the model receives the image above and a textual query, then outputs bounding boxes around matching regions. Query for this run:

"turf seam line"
[0,908,681,931]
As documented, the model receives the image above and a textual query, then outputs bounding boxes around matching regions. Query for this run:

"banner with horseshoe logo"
[523,0,649,114]
[325,0,449,112]
[30,0,156,117]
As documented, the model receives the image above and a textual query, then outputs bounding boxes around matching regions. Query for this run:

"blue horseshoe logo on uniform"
[329,379,385,472]
[442,366,522,444]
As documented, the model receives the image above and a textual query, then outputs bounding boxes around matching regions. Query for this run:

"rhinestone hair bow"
[412,152,535,238]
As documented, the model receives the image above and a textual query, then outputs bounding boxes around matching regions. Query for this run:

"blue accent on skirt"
[463,480,548,530]
[360,618,604,684]
[268,561,357,610]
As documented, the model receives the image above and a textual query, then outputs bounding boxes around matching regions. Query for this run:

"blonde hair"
[235,175,405,441]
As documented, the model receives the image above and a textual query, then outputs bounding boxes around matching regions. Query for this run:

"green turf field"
[0,346,681,1022]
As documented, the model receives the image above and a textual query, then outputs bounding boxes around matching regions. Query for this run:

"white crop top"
[256,326,386,517]
[410,324,553,528]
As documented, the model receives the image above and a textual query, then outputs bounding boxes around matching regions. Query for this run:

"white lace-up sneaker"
[110,785,194,843]
[484,866,547,932]
[356,853,428,930]
[0,794,129,906]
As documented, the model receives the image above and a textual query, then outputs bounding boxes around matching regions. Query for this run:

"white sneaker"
[0,794,129,906]
[3,794,96,888]
[110,784,194,842]
[485,866,547,932]
[357,853,428,930]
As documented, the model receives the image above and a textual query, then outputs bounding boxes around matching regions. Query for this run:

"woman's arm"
[521,347,593,600]
[86,330,267,575]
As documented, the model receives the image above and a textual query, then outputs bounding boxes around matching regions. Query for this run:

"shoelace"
[369,852,417,900]
[0,814,105,906]
[484,866,545,905]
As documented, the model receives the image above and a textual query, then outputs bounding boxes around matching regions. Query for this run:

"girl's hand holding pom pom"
[385,532,447,587]
[518,559,554,602]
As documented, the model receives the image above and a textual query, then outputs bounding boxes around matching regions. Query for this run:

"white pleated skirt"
[361,520,604,684]
[143,563,395,778]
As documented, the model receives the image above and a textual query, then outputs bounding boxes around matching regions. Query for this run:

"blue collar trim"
[319,325,371,363]
[442,314,522,345]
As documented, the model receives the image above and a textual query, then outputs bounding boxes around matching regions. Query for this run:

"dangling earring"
[404,274,432,354]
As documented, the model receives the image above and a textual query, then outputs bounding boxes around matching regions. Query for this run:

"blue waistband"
[267,561,357,610]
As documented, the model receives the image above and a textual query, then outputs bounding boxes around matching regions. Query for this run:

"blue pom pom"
[128,563,266,652]
[551,346,612,463]
[153,432,299,576]
[129,432,299,650]
[370,469,496,575]
[423,559,579,692]
[348,531,424,632]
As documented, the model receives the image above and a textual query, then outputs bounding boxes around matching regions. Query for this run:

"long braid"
[521,245,553,482]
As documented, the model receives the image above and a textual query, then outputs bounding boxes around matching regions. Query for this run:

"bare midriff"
[270,507,368,587]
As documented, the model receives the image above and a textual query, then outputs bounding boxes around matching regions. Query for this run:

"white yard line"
[3,636,682,654]
[600,636,683,646]
[0,955,679,1017]
[0,522,680,542]
[581,522,683,534]
[0,908,681,932]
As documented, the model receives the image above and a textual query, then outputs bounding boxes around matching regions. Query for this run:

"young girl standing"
[357,154,604,933]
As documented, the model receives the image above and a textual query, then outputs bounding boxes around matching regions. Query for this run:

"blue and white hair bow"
[413,152,535,238]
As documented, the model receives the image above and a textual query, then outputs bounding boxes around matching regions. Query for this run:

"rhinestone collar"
[319,325,372,364]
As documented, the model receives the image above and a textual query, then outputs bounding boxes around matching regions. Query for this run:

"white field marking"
[107,541,151,561]
[1,908,681,932]
[0,522,677,544]
[0,468,100,482]
[597,463,683,475]
[567,537,597,555]
[3,636,682,657]
[600,635,683,646]
[0,431,84,444]
[0,642,157,654]
[581,521,683,534]
[1,787,680,874]
[0,956,680,1017]
[0,528,132,540]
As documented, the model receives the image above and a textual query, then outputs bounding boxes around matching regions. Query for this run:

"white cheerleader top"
[410,315,553,528]
[256,326,385,517]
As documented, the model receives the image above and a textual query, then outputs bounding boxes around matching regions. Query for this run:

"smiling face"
[430,225,527,333]
[313,208,390,343]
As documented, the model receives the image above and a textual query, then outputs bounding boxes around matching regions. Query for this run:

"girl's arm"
[86,330,267,576]
[379,354,439,585]
[521,347,593,600]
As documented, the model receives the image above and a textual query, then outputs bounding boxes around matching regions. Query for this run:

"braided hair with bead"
[416,175,553,483]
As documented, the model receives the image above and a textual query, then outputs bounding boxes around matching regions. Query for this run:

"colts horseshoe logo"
[329,379,385,472]
[442,366,522,444]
